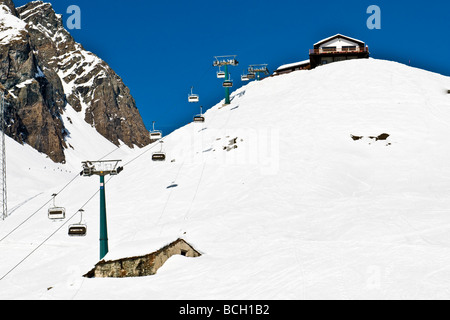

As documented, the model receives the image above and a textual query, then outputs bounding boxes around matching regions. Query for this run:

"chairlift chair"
[82,163,94,177]
[152,141,166,162]
[188,95,199,103]
[193,105,205,123]
[152,153,166,161]
[217,67,225,79]
[223,80,233,88]
[229,58,239,66]
[247,73,256,80]
[188,86,199,103]
[150,131,162,141]
[110,166,123,176]
[68,209,87,237]
[241,74,249,81]
[48,194,66,220]
[149,121,162,142]
[193,115,205,123]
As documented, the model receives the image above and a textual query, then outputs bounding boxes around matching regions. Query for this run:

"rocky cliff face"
[0,0,150,163]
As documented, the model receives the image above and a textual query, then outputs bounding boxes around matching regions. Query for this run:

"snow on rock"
[2,59,450,299]
[0,4,26,44]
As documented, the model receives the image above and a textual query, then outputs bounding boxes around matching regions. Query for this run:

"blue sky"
[13,0,450,135]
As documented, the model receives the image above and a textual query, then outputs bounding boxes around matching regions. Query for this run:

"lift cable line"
[122,135,169,167]
[0,88,222,279]
[0,139,167,280]
[183,99,236,223]
[0,76,232,280]
[158,100,223,233]
[213,55,239,105]
[0,173,80,243]
[0,140,128,243]
[0,175,114,282]
[0,91,226,280]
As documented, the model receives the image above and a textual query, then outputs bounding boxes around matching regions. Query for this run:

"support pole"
[99,174,108,259]
[0,93,7,221]
[224,64,230,105]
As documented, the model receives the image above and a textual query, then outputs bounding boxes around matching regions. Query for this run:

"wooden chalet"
[309,34,370,69]
[273,34,370,76]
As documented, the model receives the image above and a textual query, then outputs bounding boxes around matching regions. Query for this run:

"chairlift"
[82,162,94,177]
[152,141,166,162]
[68,209,87,237]
[217,67,225,79]
[247,73,256,80]
[110,166,123,176]
[193,115,205,123]
[193,106,205,123]
[149,121,162,142]
[223,80,233,88]
[150,131,162,141]
[228,58,239,66]
[48,193,65,220]
[188,86,199,103]
[241,74,249,81]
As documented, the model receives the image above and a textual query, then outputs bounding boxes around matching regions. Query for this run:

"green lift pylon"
[213,55,238,105]
[99,174,108,258]
[224,64,230,105]
[81,160,123,260]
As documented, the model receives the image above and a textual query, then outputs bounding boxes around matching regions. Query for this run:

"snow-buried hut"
[84,239,201,278]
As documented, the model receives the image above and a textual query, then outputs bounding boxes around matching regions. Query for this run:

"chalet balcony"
[309,46,369,55]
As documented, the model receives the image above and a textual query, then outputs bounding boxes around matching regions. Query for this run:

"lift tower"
[81,160,123,259]
[0,92,7,221]
[248,64,270,81]
[213,55,238,105]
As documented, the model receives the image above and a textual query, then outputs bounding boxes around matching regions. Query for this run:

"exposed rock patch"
[351,133,391,146]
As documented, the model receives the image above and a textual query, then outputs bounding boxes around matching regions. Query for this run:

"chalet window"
[342,46,357,52]
[322,46,336,52]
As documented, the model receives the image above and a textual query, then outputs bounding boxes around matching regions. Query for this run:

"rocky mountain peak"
[0,0,150,163]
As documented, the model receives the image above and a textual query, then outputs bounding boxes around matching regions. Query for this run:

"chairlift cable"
[0,175,115,282]
[0,57,234,279]
[0,143,126,243]
[183,101,235,222]
[122,136,168,167]
[0,172,80,243]
[157,101,224,232]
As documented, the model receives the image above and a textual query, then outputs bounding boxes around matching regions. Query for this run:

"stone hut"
[84,238,201,278]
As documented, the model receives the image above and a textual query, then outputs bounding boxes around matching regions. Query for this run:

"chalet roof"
[314,34,365,47]
[276,59,310,71]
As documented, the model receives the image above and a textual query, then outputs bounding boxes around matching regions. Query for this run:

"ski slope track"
[2,59,450,300]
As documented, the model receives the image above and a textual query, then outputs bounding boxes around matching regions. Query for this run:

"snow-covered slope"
[2,58,450,300]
